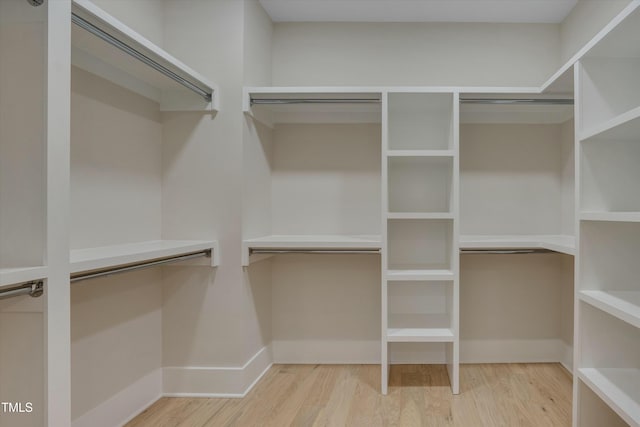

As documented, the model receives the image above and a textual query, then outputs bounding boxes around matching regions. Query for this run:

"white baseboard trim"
[163,344,273,397]
[460,339,565,363]
[71,369,162,427]
[559,341,574,375]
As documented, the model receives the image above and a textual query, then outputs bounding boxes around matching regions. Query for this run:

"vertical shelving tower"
[574,5,640,426]
[381,91,460,394]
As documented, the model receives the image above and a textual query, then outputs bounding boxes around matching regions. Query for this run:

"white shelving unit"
[0,267,48,289]
[71,240,219,274]
[575,5,640,425]
[460,235,576,256]
[382,91,460,395]
[71,0,218,111]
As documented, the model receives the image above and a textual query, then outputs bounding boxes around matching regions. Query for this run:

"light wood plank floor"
[127,363,572,427]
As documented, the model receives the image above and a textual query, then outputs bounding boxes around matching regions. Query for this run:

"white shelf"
[0,266,48,289]
[580,290,640,330]
[242,234,382,266]
[387,212,454,220]
[244,87,382,126]
[71,0,217,111]
[387,327,454,343]
[581,105,640,142]
[578,368,640,427]
[386,269,454,281]
[459,235,575,256]
[581,212,640,223]
[386,150,455,157]
[70,240,219,274]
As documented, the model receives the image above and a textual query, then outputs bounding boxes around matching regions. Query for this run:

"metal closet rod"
[460,249,554,254]
[250,248,381,255]
[250,98,381,106]
[70,250,211,283]
[71,13,213,103]
[460,98,574,105]
[0,281,44,301]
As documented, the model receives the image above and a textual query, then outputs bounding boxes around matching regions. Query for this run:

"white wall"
[271,124,381,235]
[70,67,162,249]
[460,123,565,236]
[91,0,164,48]
[560,0,633,63]
[0,0,46,268]
[272,22,560,87]
[161,0,247,371]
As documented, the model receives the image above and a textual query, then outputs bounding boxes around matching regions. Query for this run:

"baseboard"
[71,369,162,427]
[460,339,565,363]
[272,340,380,364]
[163,344,273,397]
[559,341,574,374]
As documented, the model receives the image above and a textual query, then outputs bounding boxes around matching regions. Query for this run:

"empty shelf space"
[580,290,640,329]
[581,105,640,142]
[578,368,640,427]
[70,240,218,274]
[71,0,216,110]
[459,235,575,256]
[244,87,382,125]
[386,150,455,157]
[387,327,454,343]
[242,234,382,266]
[581,212,640,223]
[387,212,454,220]
[0,266,48,288]
[386,269,454,281]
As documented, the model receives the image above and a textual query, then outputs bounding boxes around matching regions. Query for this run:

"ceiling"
[259,0,578,23]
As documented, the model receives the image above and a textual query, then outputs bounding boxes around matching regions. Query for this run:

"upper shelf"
[71,0,218,112]
[581,105,640,142]
[459,235,576,256]
[70,240,219,276]
[242,234,382,266]
[460,94,574,124]
[244,87,382,126]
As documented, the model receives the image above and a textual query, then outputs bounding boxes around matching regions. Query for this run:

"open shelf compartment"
[388,156,453,214]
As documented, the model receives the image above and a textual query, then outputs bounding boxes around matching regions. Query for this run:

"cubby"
[388,156,453,214]
[387,219,453,272]
[388,93,454,151]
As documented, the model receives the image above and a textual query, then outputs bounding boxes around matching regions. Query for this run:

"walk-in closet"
[1,0,639,426]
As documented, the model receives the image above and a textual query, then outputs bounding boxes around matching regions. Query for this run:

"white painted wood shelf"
[581,212,640,223]
[387,150,455,157]
[580,290,640,330]
[242,234,382,266]
[70,240,219,275]
[0,266,48,289]
[581,105,640,142]
[387,328,454,343]
[71,0,217,111]
[244,87,382,126]
[387,212,454,220]
[578,368,640,427]
[459,235,575,256]
[386,269,455,281]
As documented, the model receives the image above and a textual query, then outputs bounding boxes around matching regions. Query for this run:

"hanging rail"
[250,248,381,255]
[460,248,553,254]
[0,281,44,301]
[71,13,213,103]
[250,98,381,106]
[460,98,574,105]
[71,250,211,283]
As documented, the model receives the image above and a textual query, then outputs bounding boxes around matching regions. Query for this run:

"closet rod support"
[71,13,212,103]
[460,98,573,105]
[460,249,554,254]
[250,98,381,106]
[0,281,44,301]
[71,250,211,283]
[249,249,381,255]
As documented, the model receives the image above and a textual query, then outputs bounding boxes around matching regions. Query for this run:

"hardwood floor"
[127,363,572,427]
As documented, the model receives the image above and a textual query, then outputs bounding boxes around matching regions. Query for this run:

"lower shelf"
[459,234,575,256]
[578,368,640,427]
[0,266,48,288]
[386,269,454,281]
[387,327,454,343]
